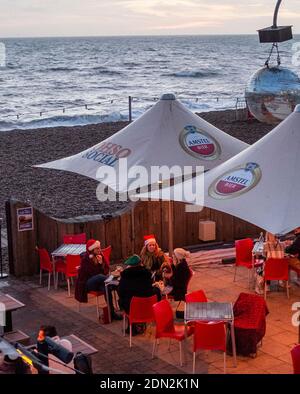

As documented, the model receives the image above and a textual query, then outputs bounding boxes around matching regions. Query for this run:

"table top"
[0,293,25,312]
[51,244,86,257]
[62,334,98,356]
[184,302,233,322]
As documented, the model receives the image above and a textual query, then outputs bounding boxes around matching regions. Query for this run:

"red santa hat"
[144,234,156,246]
[86,239,101,258]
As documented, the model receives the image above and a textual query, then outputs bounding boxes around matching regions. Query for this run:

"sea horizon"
[0,34,299,131]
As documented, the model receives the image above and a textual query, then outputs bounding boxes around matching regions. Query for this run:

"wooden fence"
[6,199,262,277]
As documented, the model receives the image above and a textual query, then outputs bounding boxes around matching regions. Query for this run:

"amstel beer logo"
[179,125,221,160]
[208,162,262,199]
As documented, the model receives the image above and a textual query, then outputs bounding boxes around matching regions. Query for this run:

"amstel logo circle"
[208,162,262,199]
[179,125,221,160]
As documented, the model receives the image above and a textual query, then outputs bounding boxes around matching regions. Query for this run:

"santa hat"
[144,234,156,246]
[86,239,101,258]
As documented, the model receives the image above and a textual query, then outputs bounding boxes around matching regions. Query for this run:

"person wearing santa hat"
[75,239,122,320]
[140,235,169,281]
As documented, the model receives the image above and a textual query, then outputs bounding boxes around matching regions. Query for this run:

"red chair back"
[128,295,157,324]
[235,238,253,266]
[291,344,300,374]
[63,233,86,244]
[193,321,226,352]
[102,246,112,266]
[65,255,81,277]
[185,290,207,303]
[264,258,289,281]
[152,299,175,337]
[37,248,53,272]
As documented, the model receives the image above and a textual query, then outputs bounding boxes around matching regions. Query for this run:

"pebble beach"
[0,109,274,224]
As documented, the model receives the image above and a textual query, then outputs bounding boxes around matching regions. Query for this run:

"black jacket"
[285,234,300,257]
[118,265,156,313]
[169,259,192,301]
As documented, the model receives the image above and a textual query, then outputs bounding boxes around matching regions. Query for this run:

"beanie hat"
[173,248,190,261]
[124,254,141,266]
[86,239,101,259]
[144,234,156,246]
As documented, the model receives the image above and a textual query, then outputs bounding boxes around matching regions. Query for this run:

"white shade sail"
[35,94,248,192]
[139,105,300,235]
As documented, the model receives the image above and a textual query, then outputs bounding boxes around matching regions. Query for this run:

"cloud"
[0,0,299,36]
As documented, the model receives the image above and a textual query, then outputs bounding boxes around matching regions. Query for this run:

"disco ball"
[245,66,300,124]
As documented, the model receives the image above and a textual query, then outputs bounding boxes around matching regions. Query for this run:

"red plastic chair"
[152,299,193,366]
[84,248,112,319]
[55,255,81,296]
[101,245,112,265]
[264,258,289,300]
[291,344,300,374]
[63,233,86,244]
[36,247,64,291]
[123,295,157,348]
[234,238,254,288]
[185,290,208,303]
[185,290,208,332]
[192,321,227,374]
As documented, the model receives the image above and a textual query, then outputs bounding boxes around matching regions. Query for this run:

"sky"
[1,0,300,37]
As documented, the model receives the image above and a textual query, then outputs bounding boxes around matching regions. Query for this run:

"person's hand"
[96,254,103,264]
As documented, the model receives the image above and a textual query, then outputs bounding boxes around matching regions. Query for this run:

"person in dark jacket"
[118,254,161,315]
[285,227,300,286]
[166,248,192,301]
[75,239,121,320]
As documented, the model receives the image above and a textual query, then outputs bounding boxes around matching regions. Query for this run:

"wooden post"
[168,200,174,255]
[131,206,135,254]
[5,200,14,275]
[9,200,38,277]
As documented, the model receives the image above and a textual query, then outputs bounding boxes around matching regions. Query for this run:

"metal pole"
[128,96,132,123]
[168,201,174,256]
[0,217,8,279]
[272,0,282,28]
[131,206,135,254]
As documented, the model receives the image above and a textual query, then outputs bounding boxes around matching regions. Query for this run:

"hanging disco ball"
[245,66,300,124]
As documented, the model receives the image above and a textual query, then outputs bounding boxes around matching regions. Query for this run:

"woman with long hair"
[140,235,168,281]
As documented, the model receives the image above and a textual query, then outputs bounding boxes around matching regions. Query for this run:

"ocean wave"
[162,70,220,78]
[39,66,79,73]
[6,63,20,69]
[97,70,123,76]
[0,112,128,132]
[123,62,141,67]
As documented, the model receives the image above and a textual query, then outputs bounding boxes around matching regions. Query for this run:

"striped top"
[264,241,285,259]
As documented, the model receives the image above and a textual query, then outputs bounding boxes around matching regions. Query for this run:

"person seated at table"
[264,232,285,259]
[285,227,300,286]
[75,239,122,321]
[118,254,161,335]
[140,234,169,281]
[256,232,286,293]
[37,325,74,374]
[0,350,31,374]
[164,248,192,301]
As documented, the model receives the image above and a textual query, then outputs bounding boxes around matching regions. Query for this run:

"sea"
[0,34,299,132]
